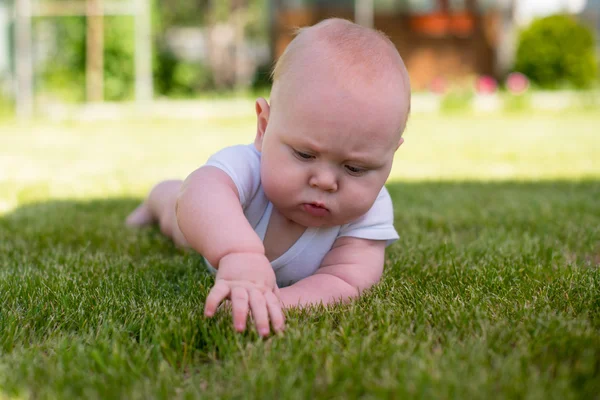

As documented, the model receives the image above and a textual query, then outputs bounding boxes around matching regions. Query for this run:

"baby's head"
[254,18,411,227]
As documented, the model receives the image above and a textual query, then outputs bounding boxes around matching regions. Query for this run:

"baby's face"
[255,71,407,228]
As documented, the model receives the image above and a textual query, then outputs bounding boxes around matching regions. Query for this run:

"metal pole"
[355,0,374,29]
[15,0,33,119]
[135,0,153,103]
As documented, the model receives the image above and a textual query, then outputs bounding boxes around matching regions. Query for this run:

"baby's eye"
[344,165,367,176]
[294,150,314,160]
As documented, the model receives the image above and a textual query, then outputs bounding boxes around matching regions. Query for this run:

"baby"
[126,18,411,337]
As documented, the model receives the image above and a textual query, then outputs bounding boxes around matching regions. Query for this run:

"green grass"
[1,110,599,398]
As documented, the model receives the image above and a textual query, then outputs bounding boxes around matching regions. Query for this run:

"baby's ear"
[254,98,270,151]
[395,137,404,150]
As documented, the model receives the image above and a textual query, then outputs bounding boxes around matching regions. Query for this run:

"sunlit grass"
[393,111,599,180]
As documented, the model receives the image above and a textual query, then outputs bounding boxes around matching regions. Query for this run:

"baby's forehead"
[282,22,402,79]
[274,20,409,102]
[276,80,404,144]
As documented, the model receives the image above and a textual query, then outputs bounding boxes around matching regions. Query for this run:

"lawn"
[0,109,599,398]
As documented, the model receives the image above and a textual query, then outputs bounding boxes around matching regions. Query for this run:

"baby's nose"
[309,169,338,192]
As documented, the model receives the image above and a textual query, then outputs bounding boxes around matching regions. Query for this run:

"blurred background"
[0,0,598,115]
[0,0,598,212]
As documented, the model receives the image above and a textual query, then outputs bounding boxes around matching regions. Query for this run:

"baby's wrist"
[215,251,276,286]
[216,251,270,273]
[219,250,265,262]
[213,245,265,267]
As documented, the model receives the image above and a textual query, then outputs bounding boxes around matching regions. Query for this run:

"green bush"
[515,15,598,89]
[41,10,213,101]
[152,47,214,98]
[42,16,134,102]
[103,17,135,100]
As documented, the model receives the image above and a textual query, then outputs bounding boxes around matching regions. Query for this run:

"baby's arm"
[177,166,285,335]
[177,166,263,264]
[278,237,386,308]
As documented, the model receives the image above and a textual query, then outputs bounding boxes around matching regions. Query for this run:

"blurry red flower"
[475,75,498,94]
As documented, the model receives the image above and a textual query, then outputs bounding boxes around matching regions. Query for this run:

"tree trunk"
[86,0,103,102]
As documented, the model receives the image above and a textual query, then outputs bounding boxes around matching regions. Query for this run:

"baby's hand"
[204,252,285,336]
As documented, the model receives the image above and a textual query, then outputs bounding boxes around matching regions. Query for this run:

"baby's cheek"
[262,167,293,201]
[345,186,380,217]
[272,164,302,189]
[261,172,278,197]
[352,198,374,219]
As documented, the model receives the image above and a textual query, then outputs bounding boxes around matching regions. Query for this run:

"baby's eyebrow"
[344,155,383,167]
[289,139,384,166]
[291,139,323,153]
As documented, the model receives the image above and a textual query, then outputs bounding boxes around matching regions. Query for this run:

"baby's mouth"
[302,202,329,217]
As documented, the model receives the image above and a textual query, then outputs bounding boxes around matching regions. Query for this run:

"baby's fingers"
[231,287,249,332]
[265,291,285,333]
[249,289,270,337]
[204,280,231,317]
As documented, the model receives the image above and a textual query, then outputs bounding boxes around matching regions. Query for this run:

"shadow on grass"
[1,180,599,265]
[0,197,179,257]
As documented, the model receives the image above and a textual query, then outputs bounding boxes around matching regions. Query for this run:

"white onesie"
[203,144,399,288]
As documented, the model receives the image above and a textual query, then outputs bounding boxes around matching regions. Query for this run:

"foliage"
[251,63,274,92]
[39,17,85,102]
[151,0,214,97]
[103,17,135,100]
[173,62,213,95]
[515,15,598,89]
[38,0,270,101]
[502,92,531,113]
[439,87,474,113]
[41,16,135,102]
[40,12,210,100]
[152,44,214,98]
[155,0,210,27]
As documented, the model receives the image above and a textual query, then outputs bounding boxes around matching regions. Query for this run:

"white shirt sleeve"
[204,144,261,208]
[338,186,399,246]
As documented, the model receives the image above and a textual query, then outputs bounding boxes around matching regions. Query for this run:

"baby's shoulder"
[205,144,261,174]
[204,144,262,205]
[209,143,259,161]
